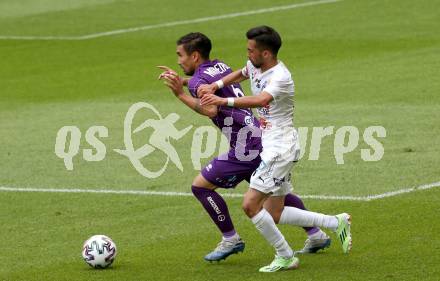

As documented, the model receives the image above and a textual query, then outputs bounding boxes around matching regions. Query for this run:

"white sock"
[279,207,339,231]
[251,209,293,258]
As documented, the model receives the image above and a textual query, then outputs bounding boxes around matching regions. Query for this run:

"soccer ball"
[82,235,117,268]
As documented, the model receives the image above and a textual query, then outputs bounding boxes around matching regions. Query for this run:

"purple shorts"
[201,153,262,189]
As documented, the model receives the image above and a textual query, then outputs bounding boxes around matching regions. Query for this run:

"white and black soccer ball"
[82,235,117,269]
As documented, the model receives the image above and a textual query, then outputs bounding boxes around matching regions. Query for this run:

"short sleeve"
[263,73,290,99]
[241,65,249,78]
[241,60,254,78]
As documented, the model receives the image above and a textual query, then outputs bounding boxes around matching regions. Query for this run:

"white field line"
[0,181,439,201]
[0,0,342,41]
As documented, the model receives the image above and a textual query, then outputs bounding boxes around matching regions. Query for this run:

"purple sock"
[191,186,236,237]
[284,193,320,235]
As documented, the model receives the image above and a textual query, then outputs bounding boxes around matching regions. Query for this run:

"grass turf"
[0,188,439,280]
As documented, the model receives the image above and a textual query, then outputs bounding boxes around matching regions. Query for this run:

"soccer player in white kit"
[200,26,352,272]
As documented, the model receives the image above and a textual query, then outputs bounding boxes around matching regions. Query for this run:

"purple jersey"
[188,60,261,160]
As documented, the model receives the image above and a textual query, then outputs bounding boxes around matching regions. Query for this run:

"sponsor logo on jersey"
[244,115,254,126]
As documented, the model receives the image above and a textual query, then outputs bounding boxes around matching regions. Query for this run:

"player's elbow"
[205,106,218,118]
[206,111,217,118]
[258,94,273,107]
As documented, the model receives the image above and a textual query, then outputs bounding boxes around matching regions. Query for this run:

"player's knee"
[192,174,204,187]
[242,201,258,218]
[192,174,216,190]
[191,185,204,195]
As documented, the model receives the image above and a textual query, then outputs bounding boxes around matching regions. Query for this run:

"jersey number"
[231,85,244,98]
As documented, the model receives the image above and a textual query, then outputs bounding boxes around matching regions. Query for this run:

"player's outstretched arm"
[178,94,218,118]
[158,66,218,118]
[197,69,247,98]
[201,91,273,109]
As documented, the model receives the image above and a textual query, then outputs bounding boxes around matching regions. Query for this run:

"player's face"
[247,39,264,68]
[176,45,196,76]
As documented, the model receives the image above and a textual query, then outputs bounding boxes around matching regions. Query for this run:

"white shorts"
[250,140,300,196]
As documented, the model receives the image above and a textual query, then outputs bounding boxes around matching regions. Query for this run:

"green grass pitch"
[0,0,439,280]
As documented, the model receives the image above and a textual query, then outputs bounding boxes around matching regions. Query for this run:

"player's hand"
[200,94,225,106]
[181,77,189,86]
[157,65,177,79]
[197,83,217,98]
[157,65,188,85]
[157,66,184,97]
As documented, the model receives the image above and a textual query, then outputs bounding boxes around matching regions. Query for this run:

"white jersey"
[242,60,297,151]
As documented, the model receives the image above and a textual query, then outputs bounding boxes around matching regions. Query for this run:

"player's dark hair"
[177,32,211,59]
[246,26,282,55]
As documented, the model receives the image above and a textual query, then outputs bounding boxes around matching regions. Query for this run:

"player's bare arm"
[197,69,247,98]
[201,90,273,109]
[158,66,218,118]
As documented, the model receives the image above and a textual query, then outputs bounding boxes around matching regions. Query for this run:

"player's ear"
[191,51,199,62]
[262,50,271,59]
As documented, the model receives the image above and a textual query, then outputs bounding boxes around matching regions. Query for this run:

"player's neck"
[194,58,209,71]
[260,59,278,72]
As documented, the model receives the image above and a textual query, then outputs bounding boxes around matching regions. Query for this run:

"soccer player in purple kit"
[157,32,330,262]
